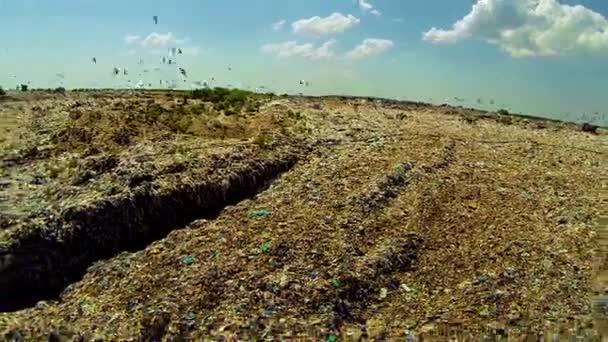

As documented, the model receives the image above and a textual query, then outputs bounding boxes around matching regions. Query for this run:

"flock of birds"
[88,16,312,92]
[4,14,508,110]
[1,15,305,93]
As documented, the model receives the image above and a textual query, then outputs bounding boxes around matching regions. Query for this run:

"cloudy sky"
[1,0,607,123]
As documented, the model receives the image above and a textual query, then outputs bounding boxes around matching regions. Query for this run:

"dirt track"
[0,90,606,340]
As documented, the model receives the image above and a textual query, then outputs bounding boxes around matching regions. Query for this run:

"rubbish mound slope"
[0,91,606,340]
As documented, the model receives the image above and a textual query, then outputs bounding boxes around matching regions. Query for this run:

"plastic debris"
[78,298,96,315]
[180,255,195,266]
[0,92,603,340]
[379,288,388,299]
[476,274,490,284]
[260,241,272,253]
[248,209,270,218]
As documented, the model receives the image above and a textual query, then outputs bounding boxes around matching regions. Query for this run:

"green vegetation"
[497,108,509,116]
[190,87,255,115]
[0,86,5,96]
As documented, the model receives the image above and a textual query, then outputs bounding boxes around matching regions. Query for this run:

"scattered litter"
[0,85,602,340]
[180,255,195,266]
[325,334,337,342]
[248,209,271,218]
[260,241,272,253]
[78,298,96,315]
[476,274,490,284]
[379,288,388,299]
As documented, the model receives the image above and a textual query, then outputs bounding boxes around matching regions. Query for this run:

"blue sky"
[1,0,607,124]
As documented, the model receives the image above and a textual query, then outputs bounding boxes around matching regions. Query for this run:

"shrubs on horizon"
[581,122,598,134]
[190,87,252,114]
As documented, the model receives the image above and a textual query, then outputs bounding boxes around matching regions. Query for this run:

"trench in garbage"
[0,157,297,312]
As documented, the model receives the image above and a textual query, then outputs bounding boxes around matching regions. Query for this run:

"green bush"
[190,87,255,115]
[225,89,248,104]
[190,87,228,102]
[190,87,253,115]
[497,109,509,116]
[0,86,5,96]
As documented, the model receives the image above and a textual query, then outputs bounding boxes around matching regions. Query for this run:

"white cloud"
[292,13,360,36]
[423,0,608,57]
[359,0,373,11]
[359,0,382,16]
[272,19,286,31]
[141,32,178,47]
[124,34,141,45]
[261,40,337,60]
[346,38,394,59]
